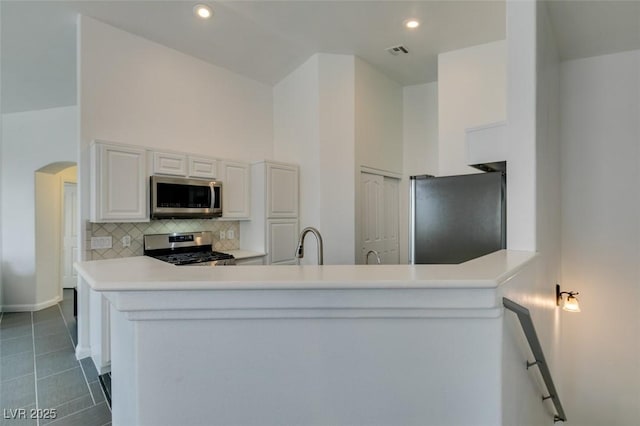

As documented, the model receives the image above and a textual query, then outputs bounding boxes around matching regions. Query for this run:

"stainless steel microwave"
[150,175,222,219]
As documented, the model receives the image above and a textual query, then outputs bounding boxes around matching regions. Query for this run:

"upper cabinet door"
[266,163,299,218]
[188,156,218,179]
[220,161,251,219]
[152,151,187,176]
[91,142,148,222]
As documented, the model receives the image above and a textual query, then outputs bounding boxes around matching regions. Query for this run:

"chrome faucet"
[295,227,324,265]
[365,250,381,265]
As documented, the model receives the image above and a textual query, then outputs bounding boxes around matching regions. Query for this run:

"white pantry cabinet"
[220,161,251,219]
[90,141,148,222]
[266,162,299,218]
[240,161,299,265]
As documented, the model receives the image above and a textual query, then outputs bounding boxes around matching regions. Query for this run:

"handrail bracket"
[526,360,541,370]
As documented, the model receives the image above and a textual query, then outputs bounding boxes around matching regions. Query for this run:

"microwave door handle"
[210,184,215,210]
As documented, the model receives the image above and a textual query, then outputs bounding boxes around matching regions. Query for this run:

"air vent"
[386,45,409,56]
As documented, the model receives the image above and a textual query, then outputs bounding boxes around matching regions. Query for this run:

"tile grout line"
[57,302,96,405]
[1,370,39,384]
[31,311,40,426]
[47,402,108,426]
[34,345,77,359]
[36,365,83,382]
[48,393,92,423]
[39,394,97,426]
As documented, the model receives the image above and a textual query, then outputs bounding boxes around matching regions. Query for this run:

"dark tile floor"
[1,290,111,425]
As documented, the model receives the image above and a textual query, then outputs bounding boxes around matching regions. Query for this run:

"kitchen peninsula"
[75,250,541,426]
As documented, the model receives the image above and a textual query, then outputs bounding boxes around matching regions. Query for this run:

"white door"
[62,182,78,288]
[359,172,400,264]
[382,177,400,264]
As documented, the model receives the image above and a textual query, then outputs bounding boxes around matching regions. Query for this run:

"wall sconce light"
[556,284,581,312]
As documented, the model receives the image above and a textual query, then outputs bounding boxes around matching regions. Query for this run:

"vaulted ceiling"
[1,1,639,114]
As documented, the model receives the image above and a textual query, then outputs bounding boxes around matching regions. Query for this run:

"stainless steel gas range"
[143,231,235,266]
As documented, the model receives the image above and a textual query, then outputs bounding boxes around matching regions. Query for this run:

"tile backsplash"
[87,219,240,260]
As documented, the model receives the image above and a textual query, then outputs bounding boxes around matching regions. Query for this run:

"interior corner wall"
[559,49,640,426]
[273,55,321,264]
[534,0,562,352]
[505,0,536,252]
[1,106,77,310]
[319,54,356,265]
[438,40,506,177]
[274,54,356,265]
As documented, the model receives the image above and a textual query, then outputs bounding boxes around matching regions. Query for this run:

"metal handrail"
[503,297,567,423]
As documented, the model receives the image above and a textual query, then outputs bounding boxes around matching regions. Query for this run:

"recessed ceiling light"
[194,4,213,19]
[404,19,420,29]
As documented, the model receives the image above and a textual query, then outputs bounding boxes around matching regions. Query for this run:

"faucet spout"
[295,227,324,265]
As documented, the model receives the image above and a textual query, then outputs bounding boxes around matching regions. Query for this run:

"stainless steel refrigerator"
[409,171,506,264]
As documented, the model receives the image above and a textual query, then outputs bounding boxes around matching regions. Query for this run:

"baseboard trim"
[75,346,92,360]
[2,295,63,312]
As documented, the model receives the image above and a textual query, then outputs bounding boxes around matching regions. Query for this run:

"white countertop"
[74,250,536,292]
[222,249,266,260]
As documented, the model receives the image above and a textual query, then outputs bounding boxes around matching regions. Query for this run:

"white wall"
[438,40,506,176]
[560,49,640,425]
[78,16,273,159]
[403,83,439,178]
[354,57,403,175]
[506,1,537,252]
[499,2,561,423]
[1,106,77,309]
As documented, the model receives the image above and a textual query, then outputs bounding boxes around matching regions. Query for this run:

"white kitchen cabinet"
[267,163,299,218]
[188,156,218,179]
[90,141,148,222]
[151,151,218,179]
[267,219,299,264]
[220,160,251,219]
[240,161,300,265]
[151,151,188,176]
[89,289,111,374]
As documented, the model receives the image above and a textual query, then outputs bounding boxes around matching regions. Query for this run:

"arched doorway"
[35,162,77,306]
